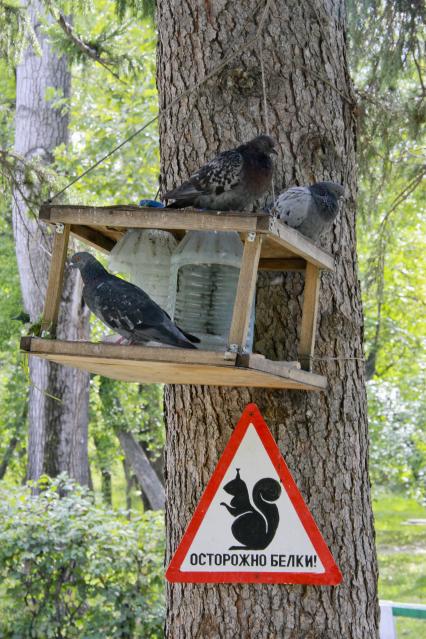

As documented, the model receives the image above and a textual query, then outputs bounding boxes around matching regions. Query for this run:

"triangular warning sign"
[166,404,342,585]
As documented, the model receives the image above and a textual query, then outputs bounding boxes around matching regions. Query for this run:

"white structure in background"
[169,231,255,352]
[379,601,426,639]
[379,602,396,639]
[109,229,178,315]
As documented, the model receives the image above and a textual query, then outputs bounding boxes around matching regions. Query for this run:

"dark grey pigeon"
[163,134,277,210]
[273,182,344,240]
[70,252,199,349]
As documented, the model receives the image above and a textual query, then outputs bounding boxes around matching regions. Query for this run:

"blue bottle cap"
[139,199,165,208]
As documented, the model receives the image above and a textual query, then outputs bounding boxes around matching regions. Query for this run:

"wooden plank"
[40,205,334,269]
[40,204,334,273]
[41,224,70,335]
[40,204,263,233]
[258,237,296,259]
[258,257,306,271]
[24,353,323,389]
[298,262,321,371]
[237,353,327,389]
[257,216,334,270]
[20,338,327,390]
[238,353,301,369]
[228,234,263,351]
[70,225,116,253]
[21,337,236,366]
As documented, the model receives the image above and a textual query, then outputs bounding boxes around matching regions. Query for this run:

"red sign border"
[166,403,342,585]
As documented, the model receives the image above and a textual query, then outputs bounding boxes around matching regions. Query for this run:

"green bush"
[0,475,165,638]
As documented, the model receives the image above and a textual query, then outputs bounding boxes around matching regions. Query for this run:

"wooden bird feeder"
[20,204,334,391]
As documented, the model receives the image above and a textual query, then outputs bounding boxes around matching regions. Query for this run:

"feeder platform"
[20,339,327,391]
[20,205,334,390]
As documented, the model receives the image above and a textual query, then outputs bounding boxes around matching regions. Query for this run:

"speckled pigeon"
[70,252,199,349]
[273,182,344,240]
[163,134,277,210]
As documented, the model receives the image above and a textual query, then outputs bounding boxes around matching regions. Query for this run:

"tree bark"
[12,1,90,485]
[157,1,379,637]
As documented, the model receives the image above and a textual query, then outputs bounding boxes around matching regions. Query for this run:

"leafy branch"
[53,9,128,84]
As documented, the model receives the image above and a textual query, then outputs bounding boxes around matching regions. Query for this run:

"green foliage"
[0,358,28,481]
[114,0,155,21]
[347,1,426,500]
[43,1,153,78]
[0,0,39,63]
[0,59,15,148]
[368,382,426,501]
[52,1,159,203]
[97,378,164,454]
[347,0,425,90]
[0,0,155,68]
[0,211,28,482]
[0,475,165,638]
[1,1,158,207]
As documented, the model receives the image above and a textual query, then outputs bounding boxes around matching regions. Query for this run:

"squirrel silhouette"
[220,468,282,550]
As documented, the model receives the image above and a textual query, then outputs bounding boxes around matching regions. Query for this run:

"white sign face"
[166,404,342,585]
[181,424,323,573]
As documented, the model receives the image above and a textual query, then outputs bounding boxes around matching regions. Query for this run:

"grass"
[373,492,426,638]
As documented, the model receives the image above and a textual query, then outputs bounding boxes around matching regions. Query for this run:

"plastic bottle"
[169,231,255,351]
[108,229,178,315]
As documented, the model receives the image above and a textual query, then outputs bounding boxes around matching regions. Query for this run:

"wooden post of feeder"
[41,223,71,336]
[228,232,263,353]
[298,262,321,371]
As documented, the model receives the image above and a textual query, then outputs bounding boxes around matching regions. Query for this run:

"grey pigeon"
[273,182,344,240]
[70,252,199,349]
[163,134,277,210]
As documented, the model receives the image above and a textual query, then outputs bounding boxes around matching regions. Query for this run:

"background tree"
[0,0,162,493]
[12,0,90,484]
[157,0,379,636]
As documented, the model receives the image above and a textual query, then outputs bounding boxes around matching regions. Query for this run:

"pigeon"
[273,182,344,240]
[70,252,200,349]
[163,134,277,211]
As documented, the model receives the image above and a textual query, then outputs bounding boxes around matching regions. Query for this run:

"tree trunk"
[157,1,379,637]
[0,437,18,480]
[117,430,165,510]
[12,0,90,485]
[123,457,135,515]
[93,436,112,505]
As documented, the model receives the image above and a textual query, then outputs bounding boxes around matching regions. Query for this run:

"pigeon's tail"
[158,330,198,349]
[159,324,199,349]
[164,182,200,200]
[165,200,191,209]
[178,327,200,344]
[133,329,198,349]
